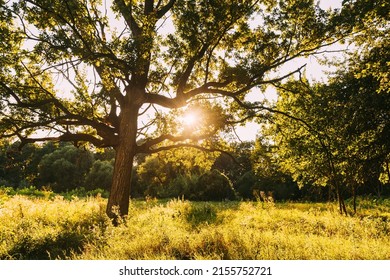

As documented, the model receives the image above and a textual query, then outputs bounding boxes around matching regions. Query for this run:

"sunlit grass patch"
[0,195,109,259]
[1,194,389,260]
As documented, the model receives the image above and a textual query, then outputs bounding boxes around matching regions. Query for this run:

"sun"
[182,111,198,126]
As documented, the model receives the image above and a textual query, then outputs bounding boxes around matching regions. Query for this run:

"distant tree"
[0,140,18,186]
[195,169,236,201]
[0,140,42,187]
[38,144,94,191]
[212,141,254,180]
[137,147,217,197]
[250,137,299,200]
[84,159,114,191]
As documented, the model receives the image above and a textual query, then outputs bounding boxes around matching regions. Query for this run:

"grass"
[0,190,389,260]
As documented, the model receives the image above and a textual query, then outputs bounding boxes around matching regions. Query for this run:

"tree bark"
[106,105,139,224]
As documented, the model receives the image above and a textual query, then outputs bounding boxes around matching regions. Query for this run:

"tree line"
[0,140,298,201]
[1,130,389,205]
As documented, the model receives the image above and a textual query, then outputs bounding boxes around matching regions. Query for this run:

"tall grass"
[0,192,389,260]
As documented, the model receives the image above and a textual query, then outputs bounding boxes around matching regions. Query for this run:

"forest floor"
[1,189,390,260]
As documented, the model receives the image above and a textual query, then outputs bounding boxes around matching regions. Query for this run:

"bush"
[236,171,300,201]
[236,171,258,199]
[38,144,93,192]
[192,170,237,201]
[142,170,237,201]
[84,160,114,191]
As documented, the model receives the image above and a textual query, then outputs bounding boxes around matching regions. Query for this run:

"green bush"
[16,186,54,199]
[84,160,114,191]
[192,170,237,201]
[236,171,258,199]
[142,170,237,201]
[38,144,93,192]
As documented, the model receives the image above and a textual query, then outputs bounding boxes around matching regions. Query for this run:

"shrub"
[236,171,258,199]
[192,170,237,201]
[84,160,114,191]
[38,144,93,192]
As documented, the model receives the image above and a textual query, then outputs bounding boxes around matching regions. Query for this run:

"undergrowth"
[0,193,389,260]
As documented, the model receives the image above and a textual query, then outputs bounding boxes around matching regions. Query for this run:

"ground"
[0,191,389,260]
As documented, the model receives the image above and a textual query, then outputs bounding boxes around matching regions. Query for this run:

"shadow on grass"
[5,232,86,260]
[185,203,218,227]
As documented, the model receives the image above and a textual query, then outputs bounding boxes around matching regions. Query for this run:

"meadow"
[0,188,390,260]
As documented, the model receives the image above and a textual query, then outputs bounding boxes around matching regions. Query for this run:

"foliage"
[269,39,389,208]
[84,160,114,191]
[38,144,94,192]
[1,195,389,260]
[137,147,218,198]
[265,0,390,212]
[212,141,254,182]
[192,170,236,201]
[0,0,356,218]
[0,140,117,193]
[0,141,45,187]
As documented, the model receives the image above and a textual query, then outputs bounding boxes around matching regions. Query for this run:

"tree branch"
[137,132,211,153]
[156,0,176,19]
[113,0,141,36]
[144,0,154,15]
[177,44,209,96]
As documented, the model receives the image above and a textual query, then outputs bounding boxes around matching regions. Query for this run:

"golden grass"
[0,194,389,260]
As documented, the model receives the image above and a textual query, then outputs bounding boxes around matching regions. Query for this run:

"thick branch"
[137,133,211,153]
[93,64,125,107]
[145,62,304,109]
[145,81,231,108]
[113,0,141,36]
[177,44,209,96]
[144,93,186,108]
[156,0,176,19]
[144,0,154,15]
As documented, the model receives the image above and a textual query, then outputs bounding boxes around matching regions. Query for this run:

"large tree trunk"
[106,105,139,223]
